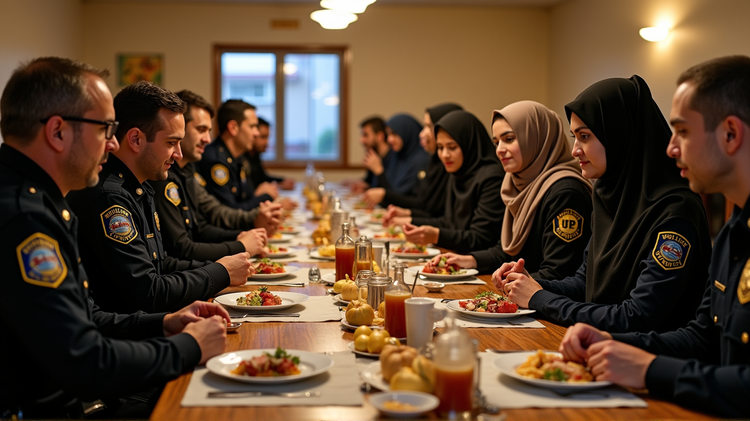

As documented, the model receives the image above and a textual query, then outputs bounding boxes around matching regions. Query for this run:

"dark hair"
[114,81,186,142]
[0,57,109,144]
[176,89,215,124]
[217,99,255,134]
[359,116,386,134]
[677,55,750,130]
[257,117,270,128]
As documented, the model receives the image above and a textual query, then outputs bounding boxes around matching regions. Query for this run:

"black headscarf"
[417,103,463,215]
[435,110,505,230]
[383,114,429,195]
[565,75,707,304]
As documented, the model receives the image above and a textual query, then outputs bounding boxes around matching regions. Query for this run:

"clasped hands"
[491,258,541,307]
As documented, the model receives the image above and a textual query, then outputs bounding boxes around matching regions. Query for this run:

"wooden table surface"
[150,257,714,421]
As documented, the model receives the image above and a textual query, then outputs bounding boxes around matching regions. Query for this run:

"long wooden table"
[150,259,715,420]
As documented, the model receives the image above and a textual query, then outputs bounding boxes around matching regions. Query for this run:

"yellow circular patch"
[211,164,230,186]
[552,208,583,242]
[164,182,181,206]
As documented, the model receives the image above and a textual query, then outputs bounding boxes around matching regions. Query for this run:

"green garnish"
[267,347,301,364]
[543,368,568,381]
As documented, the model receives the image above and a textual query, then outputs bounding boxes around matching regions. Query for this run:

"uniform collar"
[103,154,154,200]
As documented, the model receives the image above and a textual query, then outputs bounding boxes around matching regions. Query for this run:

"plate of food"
[277,224,300,235]
[265,244,293,259]
[406,259,478,280]
[390,243,439,258]
[268,233,294,243]
[372,227,406,242]
[370,392,440,418]
[333,294,350,305]
[206,348,334,384]
[445,292,535,318]
[347,341,381,358]
[361,361,391,391]
[367,211,386,225]
[310,245,335,261]
[250,259,301,279]
[493,350,611,391]
[215,289,309,311]
[340,316,384,331]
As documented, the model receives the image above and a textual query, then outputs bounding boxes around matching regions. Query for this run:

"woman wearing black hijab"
[371,103,460,218]
[496,75,712,334]
[368,114,429,197]
[402,110,506,253]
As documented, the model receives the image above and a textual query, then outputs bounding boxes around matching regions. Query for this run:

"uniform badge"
[738,258,750,305]
[100,205,138,244]
[552,209,583,242]
[211,164,229,186]
[16,232,68,288]
[164,182,181,206]
[418,171,426,180]
[652,231,690,270]
[240,168,247,182]
[194,172,206,187]
[154,212,161,232]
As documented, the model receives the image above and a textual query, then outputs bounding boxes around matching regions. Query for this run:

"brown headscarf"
[495,100,592,256]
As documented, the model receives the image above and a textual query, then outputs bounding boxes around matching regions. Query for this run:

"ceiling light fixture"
[320,0,375,14]
[639,25,670,42]
[311,9,358,30]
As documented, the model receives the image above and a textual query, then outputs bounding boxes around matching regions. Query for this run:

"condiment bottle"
[384,263,410,339]
[353,235,372,278]
[433,313,475,419]
[335,222,355,281]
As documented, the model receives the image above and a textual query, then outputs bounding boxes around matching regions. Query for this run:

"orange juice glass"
[384,290,411,338]
[434,365,474,417]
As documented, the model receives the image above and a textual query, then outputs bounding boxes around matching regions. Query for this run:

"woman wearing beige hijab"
[435,100,592,278]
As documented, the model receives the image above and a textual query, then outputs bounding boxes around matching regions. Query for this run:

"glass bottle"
[367,272,391,311]
[335,222,355,281]
[349,216,359,239]
[384,263,411,339]
[354,269,374,303]
[354,235,372,278]
[433,313,476,420]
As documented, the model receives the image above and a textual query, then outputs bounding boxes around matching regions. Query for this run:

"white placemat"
[226,296,341,323]
[433,300,545,329]
[478,353,647,409]
[182,351,363,407]
[245,266,311,285]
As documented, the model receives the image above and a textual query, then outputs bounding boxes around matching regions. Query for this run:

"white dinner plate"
[390,247,440,259]
[268,234,294,243]
[370,392,440,418]
[347,341,380,358]
[321,272,339,285]
[340,315,383,331]
[309,249,335,261]
[265,250,293,259]
[446,300,536,319]
[214,291,309,311]
[492,351,611,391]
[277,227,301,235]
[333,294,350,305]
[372,234,405,243]
[406,266,479,280]
[361,361,391,391]
[249,265,301,280]
[206,349,334,384]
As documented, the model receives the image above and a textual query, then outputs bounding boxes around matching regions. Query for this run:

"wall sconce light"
[639,25,670,42]
[311,9,358,29]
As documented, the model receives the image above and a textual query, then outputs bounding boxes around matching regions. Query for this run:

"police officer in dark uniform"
[151,90,269,262]
[0,57,229,418]
[68,82,254,314]
[196,99,277,211]
[559,55,750,417]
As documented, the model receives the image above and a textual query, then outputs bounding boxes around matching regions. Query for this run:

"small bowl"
[370,391,439,418]
[422,282,445,293]
[226,322,242,333]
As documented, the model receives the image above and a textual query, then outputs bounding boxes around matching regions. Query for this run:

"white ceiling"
[86,0,566,7]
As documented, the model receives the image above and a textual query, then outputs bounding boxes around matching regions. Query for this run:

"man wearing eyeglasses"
[0,57,230,418]
[67,81,254,315]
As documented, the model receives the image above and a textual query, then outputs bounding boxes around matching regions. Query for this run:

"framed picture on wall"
[117,54,163,86]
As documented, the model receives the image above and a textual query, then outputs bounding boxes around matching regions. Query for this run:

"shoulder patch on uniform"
[194,172,206,187]
[100,205,138,244]
[552,208,583,242]
[652,231,690,270]
[164,182,181,206]
[738,258,750,305]
[211,164,229,186]
[16,233,68,288]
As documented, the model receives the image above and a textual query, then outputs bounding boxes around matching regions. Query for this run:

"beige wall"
[0,0,83,142]
[80,1,549,178]
[548,0,750,127]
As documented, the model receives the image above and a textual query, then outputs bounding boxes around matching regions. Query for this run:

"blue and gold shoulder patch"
[16,233,68,288]
[100,205,138,244]
[211,164,229,186]
[552,208,583,242]
[652,231,690,270]
[194,172,206,187]
[164,182,181,206]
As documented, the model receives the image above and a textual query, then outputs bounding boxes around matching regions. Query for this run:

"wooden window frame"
[213,44,351,169]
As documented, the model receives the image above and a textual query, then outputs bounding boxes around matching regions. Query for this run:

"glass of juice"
[433,313,476,420]
[335,222,355,281]
[384,263,410,338]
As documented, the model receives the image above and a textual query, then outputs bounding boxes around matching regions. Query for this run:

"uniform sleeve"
[195,180,259,230]
[382,189,422,210]
[78,192,230,313]
[534,180,593,280]
[470,242,511,275]
[430,175,505,254]
[528,218,708,333]
[197,160,270,211]
[0,213,201,400]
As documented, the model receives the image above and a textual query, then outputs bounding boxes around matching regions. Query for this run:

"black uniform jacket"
[151,163,244,262]
[0,145,200,417]
[528,214,710,334]
[191,165,260,230]
[470,178,592,278]
[67,156,230,314]
[196,137,272,211]
[247,151,283,187]
[611,197,750,417]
